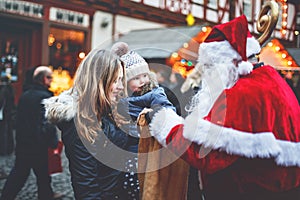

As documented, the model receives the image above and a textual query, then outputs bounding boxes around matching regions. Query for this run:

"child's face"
[128,73,150,92]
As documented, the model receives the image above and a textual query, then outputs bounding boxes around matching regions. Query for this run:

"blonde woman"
[43,49,131,199]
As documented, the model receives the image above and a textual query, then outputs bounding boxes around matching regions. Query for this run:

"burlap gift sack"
[137,114,189,200]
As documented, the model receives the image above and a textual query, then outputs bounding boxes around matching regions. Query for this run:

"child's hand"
[139,108,153,116]
[137,105,162,125]
[137,108,153,126]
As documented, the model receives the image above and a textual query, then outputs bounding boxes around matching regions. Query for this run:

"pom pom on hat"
[111,42,150,81]
[238,61,253,75]
[199,15,261,75]
[111,42,129,57]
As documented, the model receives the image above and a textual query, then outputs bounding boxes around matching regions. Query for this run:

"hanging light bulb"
[281,53,286,58]
[78,51,85,59]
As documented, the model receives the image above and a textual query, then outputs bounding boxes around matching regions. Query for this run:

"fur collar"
[43,89,77,123]
[131,82,156,96]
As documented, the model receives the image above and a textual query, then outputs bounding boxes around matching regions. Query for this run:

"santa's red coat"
[150,65,300,196]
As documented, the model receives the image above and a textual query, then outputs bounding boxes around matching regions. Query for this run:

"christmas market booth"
[260,38,300,102]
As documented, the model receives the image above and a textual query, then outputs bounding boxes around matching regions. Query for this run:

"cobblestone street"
[0,147,75,199]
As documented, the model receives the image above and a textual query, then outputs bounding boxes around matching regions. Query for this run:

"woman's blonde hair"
[72,48,126,143]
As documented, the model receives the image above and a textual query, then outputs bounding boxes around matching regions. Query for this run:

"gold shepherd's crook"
[256,0,279,45]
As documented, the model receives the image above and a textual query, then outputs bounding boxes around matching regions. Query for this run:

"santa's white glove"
[149,108,184,147]
[181,67,202,93]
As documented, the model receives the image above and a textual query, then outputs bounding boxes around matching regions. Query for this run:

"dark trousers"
[187,167,204,200]
[0,152,53,200]
[0,119,14,155]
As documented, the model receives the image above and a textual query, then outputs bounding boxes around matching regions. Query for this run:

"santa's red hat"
[198,15,261,75]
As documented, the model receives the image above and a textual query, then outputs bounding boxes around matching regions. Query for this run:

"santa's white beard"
[186,61,239,117]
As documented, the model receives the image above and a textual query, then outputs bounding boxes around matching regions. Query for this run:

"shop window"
[0,40,18,84]
[296,13,300,47]
[275,1,284,30]
[296,13,300,31]
[296,12,300,31]
[207,0,217,9]
[192,0,204,5]
[48,27,85,77]
[48,27,86,95]
[243,0,252,21]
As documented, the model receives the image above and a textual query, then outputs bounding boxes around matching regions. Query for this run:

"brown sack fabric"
[137,114,189,200]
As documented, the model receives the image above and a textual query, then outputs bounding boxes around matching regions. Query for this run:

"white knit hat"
[111,42,150,81]
[120,51,150,81]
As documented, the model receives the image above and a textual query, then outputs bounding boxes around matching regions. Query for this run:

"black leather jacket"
[58,116,128,199]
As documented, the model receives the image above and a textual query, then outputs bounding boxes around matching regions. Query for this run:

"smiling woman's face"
[109,65,124,103]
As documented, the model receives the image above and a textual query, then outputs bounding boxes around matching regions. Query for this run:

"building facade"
[0,0,299,101]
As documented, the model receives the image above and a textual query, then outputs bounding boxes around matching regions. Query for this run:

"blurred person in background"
[0,66,61,200]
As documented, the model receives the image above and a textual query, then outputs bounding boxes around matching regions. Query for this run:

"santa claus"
[147,15,300,199]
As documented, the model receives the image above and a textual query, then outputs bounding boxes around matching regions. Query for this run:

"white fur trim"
[246,37,261,57]
[238,61,253,75]
[43,89,76,123]
[276,140,300,167]
[182,112,300,167]
[149,108,184,147]
[198,41,241,67]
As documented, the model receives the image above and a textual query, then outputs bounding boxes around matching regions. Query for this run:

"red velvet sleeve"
[165,123,238,174]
